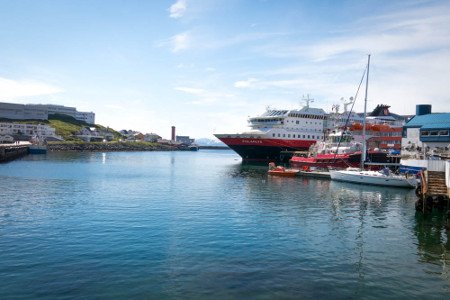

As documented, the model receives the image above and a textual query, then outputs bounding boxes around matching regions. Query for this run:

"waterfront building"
[75,127,106,142]
[0,122,63,141]
[0,102,95,124]
[402,104,450,157]
[176,135,195,145]
[144,133,161,143]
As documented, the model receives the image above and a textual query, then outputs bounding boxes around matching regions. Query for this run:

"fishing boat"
[289,129,391,169]
[268,163,299,177]
[328,55,416,188]
[28,144,47,154]
[28,135,47,154]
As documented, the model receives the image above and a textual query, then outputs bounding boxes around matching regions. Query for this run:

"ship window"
[278,134,280,137]
[308,135,310,139]
[439,130,449,136]
[420,131,429,136]
[430,131,438,136]
[272,133,275,137]
[283,134,285,137]
[288,134,290,138]
[303,135,305,138]
[296,121,299,124]
[292,134,295,138]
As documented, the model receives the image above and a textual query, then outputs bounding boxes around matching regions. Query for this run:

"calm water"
[0,150,449,299]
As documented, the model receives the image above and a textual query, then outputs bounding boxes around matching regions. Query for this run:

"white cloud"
[0,77,63,100]
[175,87,204,95]
[169,0,187,19]
[171,32,190,52]
[234,78,259,88]
[175,86,235,105]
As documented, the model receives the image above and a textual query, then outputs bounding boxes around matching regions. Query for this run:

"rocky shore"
[48,142,176,152]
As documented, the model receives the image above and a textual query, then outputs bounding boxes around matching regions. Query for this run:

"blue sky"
[1,0,449,139]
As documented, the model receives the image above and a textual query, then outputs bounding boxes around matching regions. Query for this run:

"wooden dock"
[416,170,450,229]
[0,144,29,162]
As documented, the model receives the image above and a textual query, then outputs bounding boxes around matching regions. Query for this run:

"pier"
[0,144,29,162]
[415,163,450,229]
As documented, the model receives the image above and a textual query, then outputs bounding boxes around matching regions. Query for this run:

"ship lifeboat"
[371,124,381,131]
[378,124,391,132]
[350,122,363,130]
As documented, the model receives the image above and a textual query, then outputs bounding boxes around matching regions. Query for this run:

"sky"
[1,0,449,139]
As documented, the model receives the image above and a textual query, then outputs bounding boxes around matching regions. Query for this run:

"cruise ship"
[214,97,326,162]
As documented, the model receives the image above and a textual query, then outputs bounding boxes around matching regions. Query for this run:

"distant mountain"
[195,138,227,147]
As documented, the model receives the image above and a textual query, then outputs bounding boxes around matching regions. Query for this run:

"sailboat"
[329,55,417,189]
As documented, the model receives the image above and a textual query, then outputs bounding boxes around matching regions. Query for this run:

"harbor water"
[0,150,449,299]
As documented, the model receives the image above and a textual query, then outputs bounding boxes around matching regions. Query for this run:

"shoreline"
[48,142,175,152]
[47,142,229,152]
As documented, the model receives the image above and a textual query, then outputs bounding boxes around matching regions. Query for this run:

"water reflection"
[414,212,450,265]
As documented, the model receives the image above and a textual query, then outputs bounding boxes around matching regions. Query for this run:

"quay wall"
[48,142,175,152]
[0,145,28,162]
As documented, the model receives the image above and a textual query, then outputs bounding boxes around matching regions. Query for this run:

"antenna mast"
[302,94,314,108]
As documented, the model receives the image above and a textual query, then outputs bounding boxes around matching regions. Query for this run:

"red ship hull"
[215,136,316,162]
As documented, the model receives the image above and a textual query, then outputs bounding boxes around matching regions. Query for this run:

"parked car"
[0,135,14,143]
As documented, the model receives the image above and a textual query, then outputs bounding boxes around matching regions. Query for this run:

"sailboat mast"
[361,54,371,169]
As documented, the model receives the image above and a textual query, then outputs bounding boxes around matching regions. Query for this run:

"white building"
[0,122,63,141]
[0,102,47,120]
[0,102,95,124]
[76,111,96,124]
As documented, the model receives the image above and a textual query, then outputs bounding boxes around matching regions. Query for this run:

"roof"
[404,113,450,128]
[421,124,450,130]
[294,107,326,115]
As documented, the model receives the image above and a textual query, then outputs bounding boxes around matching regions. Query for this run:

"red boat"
[268,163,299,177]
[289,130,391,169]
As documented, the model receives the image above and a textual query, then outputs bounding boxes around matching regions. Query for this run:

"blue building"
[402,105,450,154]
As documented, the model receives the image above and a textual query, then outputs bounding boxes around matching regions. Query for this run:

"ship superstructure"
[214,96,327,162]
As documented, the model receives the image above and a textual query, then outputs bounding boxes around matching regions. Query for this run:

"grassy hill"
[0,114,123,141]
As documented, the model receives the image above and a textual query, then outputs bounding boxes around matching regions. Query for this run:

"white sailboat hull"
[329,170,417,188]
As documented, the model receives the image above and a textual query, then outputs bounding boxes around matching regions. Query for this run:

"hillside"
[0,114,122,141]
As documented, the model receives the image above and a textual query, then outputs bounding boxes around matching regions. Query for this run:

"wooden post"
[447,189,450,230]
[422,170,427,214]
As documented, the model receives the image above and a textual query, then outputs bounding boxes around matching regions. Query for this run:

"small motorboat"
[298,166,331,179]
[268,162,299,177]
